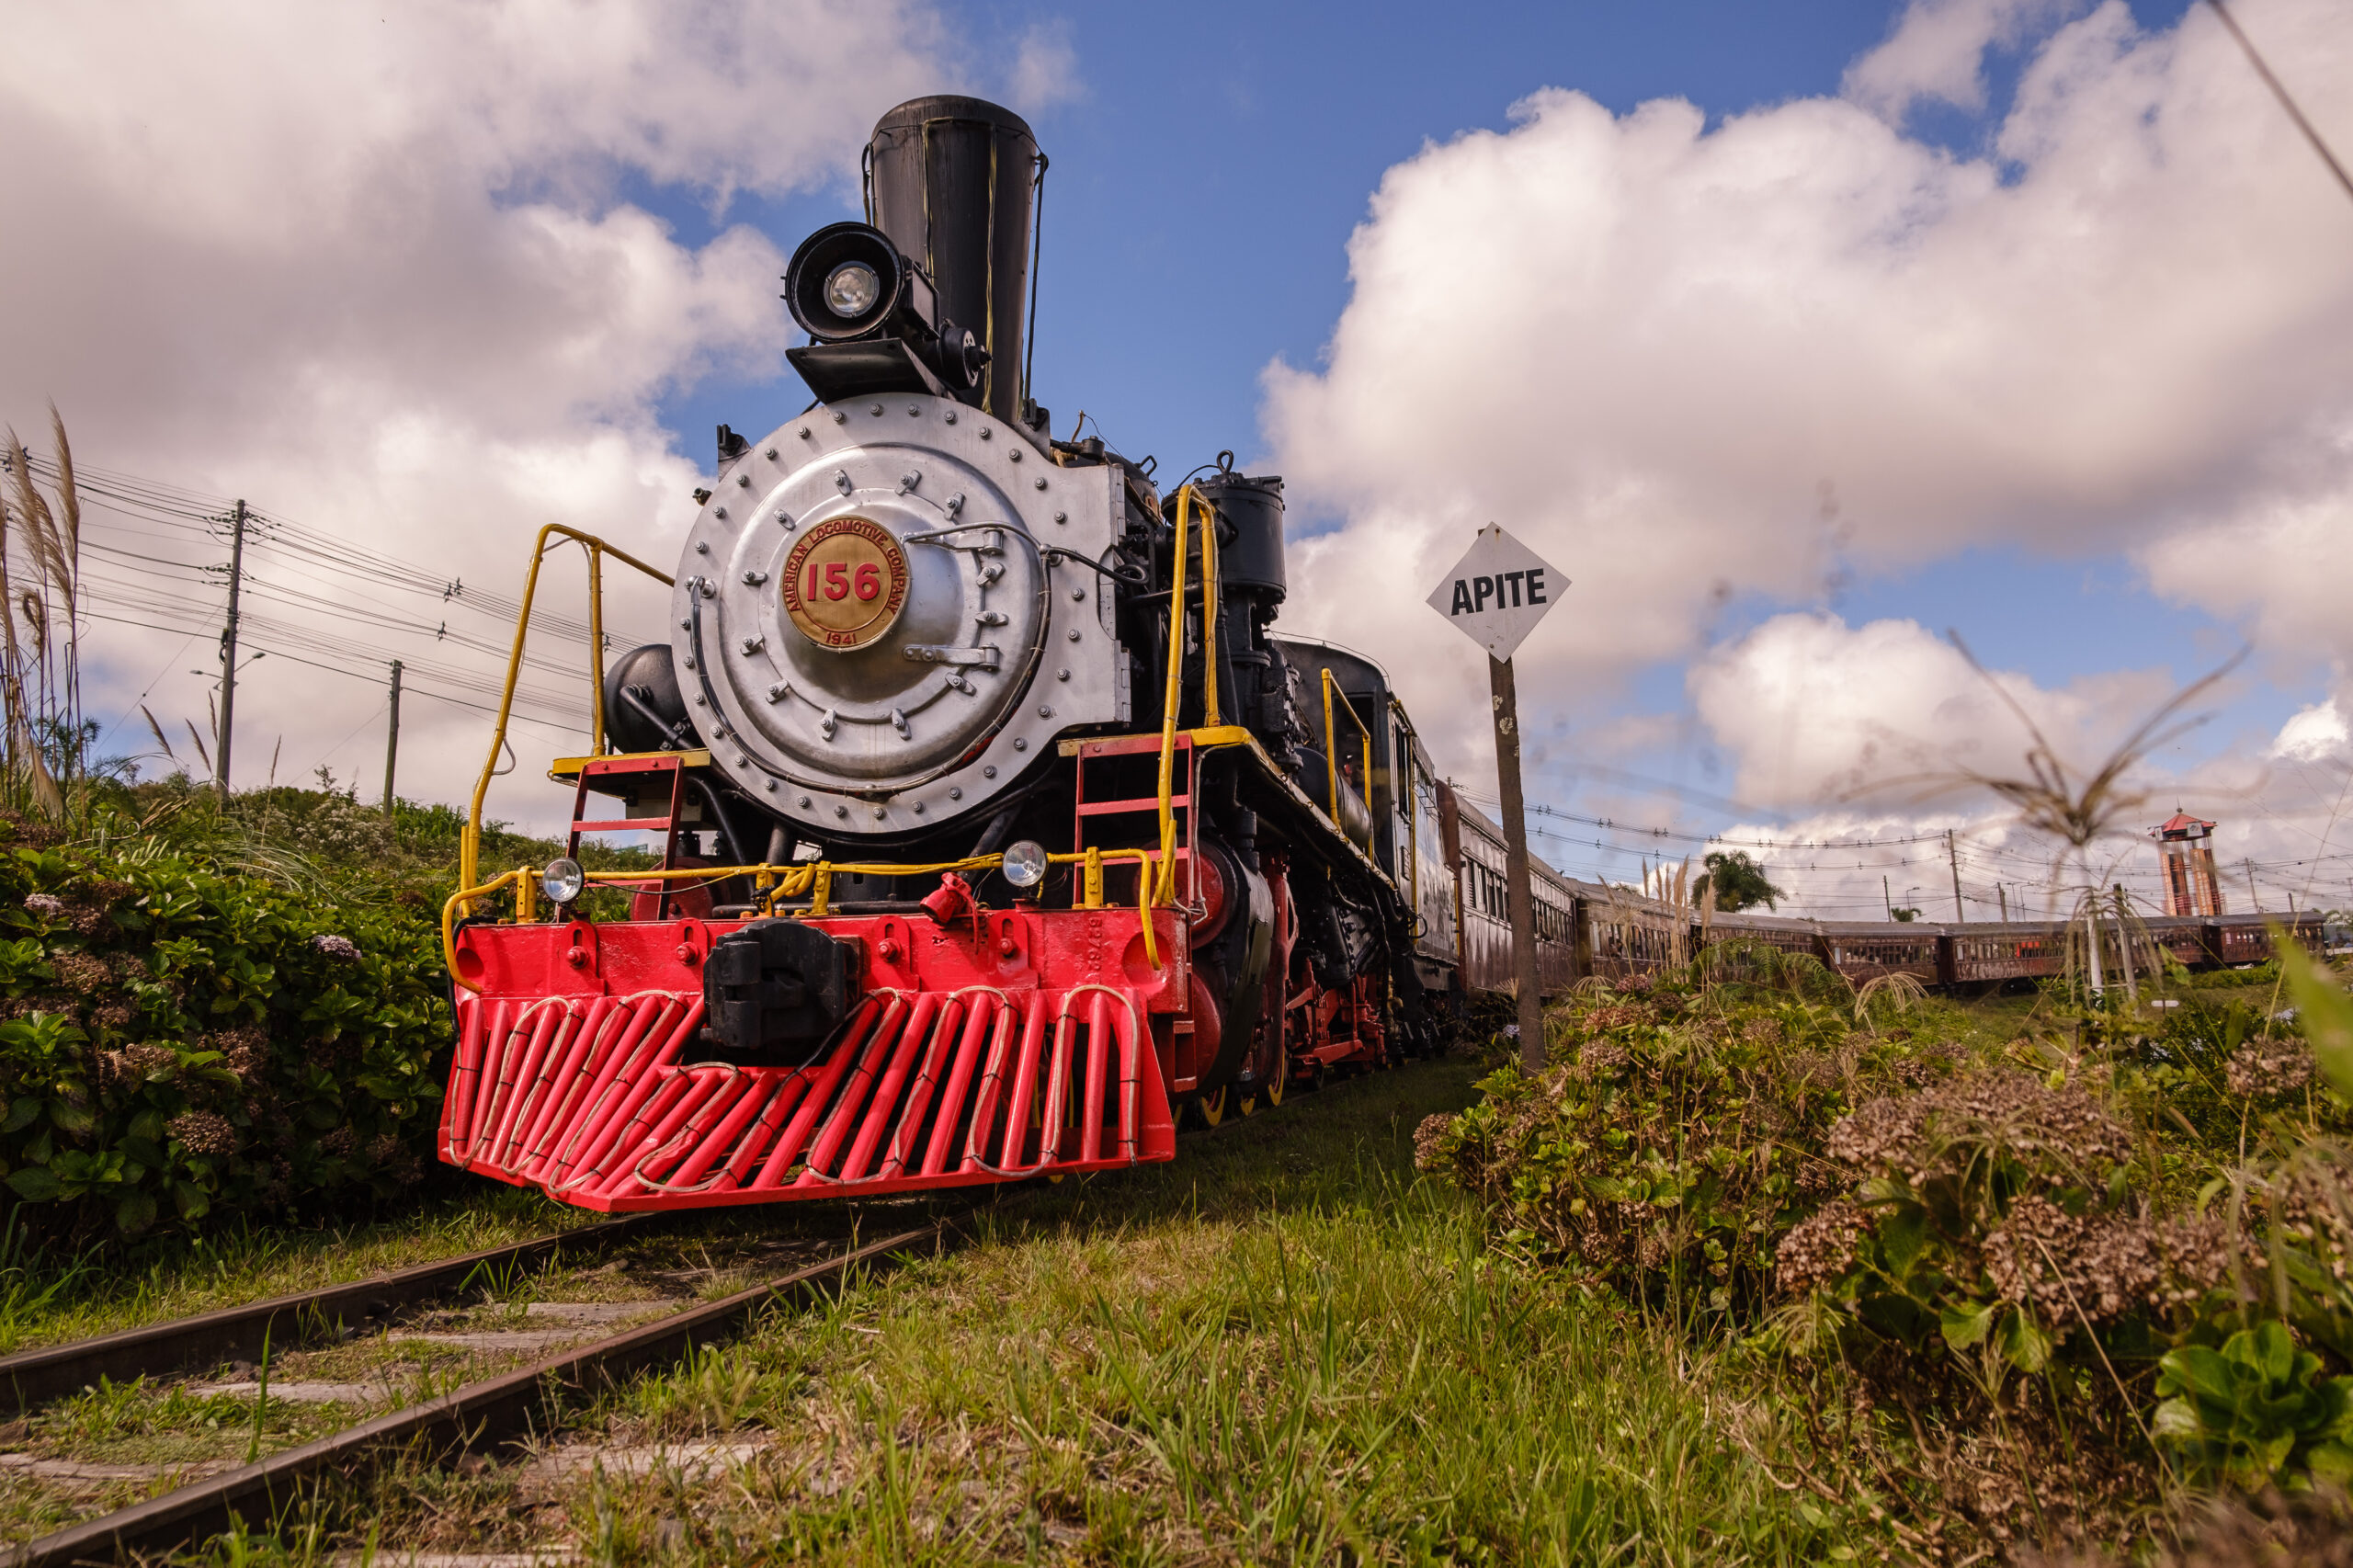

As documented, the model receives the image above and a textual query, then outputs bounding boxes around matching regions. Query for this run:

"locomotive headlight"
[1000,840,1048,890]
[824,262,881,317]
[783,222,908,341]
[540,857,586,907]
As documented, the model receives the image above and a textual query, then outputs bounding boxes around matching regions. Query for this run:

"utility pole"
[2245,858,2262,913]
[1427,523,1565,1075]
[381,660,403,818]
[1998,883,2009,922]
[2111,884,2138,1004]
[1947,829,1965,923]
[1883,874,1893,920]
[1491,655,1545,1072]
[215,500,247,801]
[2084,893,2106,999]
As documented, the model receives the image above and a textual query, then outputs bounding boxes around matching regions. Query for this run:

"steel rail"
[0,1213,966,1567]
[0,1217,646,1416]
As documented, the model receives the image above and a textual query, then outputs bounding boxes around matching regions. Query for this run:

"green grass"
[216,1057,1889,1566]
[0,1185,599,1356]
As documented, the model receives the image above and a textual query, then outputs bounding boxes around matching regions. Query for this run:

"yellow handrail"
[443,846,1165,994]
[1322,666,1372,830]
[461,525,674,897]
[1390,695,1418,926]
[1199,489,1221,729]
[1154,488,1193,904]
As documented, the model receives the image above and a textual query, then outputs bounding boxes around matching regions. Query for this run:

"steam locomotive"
[439,96,1463,1211]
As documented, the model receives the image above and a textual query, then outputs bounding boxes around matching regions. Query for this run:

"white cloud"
[1265,0,2353,785]
[1008,23,1085,118]
[1844,0,2085,120]
[1675,614,2353,919]
[1685,612,2177,811]
[0,0,998,828]
[2270,698,2348,762]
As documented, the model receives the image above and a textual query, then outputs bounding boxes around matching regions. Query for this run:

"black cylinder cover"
[1197,472,1286,603]
[868,96,1039,425]
[602,643,690,755]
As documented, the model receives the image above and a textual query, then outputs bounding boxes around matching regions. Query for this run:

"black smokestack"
[867,97,1040,426]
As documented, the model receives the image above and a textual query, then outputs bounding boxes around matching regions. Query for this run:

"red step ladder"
[566,753,692,920]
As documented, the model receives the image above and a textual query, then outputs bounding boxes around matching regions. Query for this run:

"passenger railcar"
[1426,794,2324,1005]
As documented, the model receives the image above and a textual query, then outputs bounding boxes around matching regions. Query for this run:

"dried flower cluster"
[311,933,361,960]
[211,1025,267,1079]
[2224,1040,2313,1100]
[1776,1199,1868,1296]
[1827,1070,2134,1184]
[166,1109,237,1156]
[50,951,108,994]
[1575,1038,1630,1077]
[1982,1196,2234,1324]
[1412,1112,1459,1177]
[21,893,62,918]
[98,1044,177,1086]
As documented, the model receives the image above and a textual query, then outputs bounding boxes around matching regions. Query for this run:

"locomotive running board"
[440,983,1176,1211]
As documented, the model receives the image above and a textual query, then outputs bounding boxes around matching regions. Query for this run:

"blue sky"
[631,0,2321,888]
[15,0,2347,914]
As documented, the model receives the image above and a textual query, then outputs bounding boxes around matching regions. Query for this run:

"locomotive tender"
[440,97,1462,1211]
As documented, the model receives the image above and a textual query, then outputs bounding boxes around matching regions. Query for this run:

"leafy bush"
[0,812,449,1244]
[1418,942,2353,1558]
[2154,1321,2353,1489]
[1423,947,1949,1317]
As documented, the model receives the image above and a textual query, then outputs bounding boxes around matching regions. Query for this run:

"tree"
[1702,849,1782,913]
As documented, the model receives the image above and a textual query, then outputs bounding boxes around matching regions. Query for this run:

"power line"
[2207,0,2353,205]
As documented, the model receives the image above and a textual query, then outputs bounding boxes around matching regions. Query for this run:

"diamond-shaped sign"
[1425,524,1567,662]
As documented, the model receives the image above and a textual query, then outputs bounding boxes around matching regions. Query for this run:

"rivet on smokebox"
[674,944,698,964]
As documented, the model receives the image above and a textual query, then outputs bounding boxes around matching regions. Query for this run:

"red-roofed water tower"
[2151,811,2224,917]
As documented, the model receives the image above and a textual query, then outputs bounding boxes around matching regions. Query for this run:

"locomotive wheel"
[1192,1086,1229,1129]
[1237,1043,1287,1117]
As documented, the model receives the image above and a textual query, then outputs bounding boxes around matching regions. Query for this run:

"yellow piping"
[462,525,674,899]
[442,846,1164,994]
[586,544,606,755]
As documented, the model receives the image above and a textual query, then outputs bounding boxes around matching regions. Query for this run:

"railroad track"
[0,1203,980,1566]
[0,1215,648,1416]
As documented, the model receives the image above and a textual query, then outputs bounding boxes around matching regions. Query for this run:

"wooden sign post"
[1427,525,1568,1073]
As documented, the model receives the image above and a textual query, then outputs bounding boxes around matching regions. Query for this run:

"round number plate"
[779,517,910,651]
